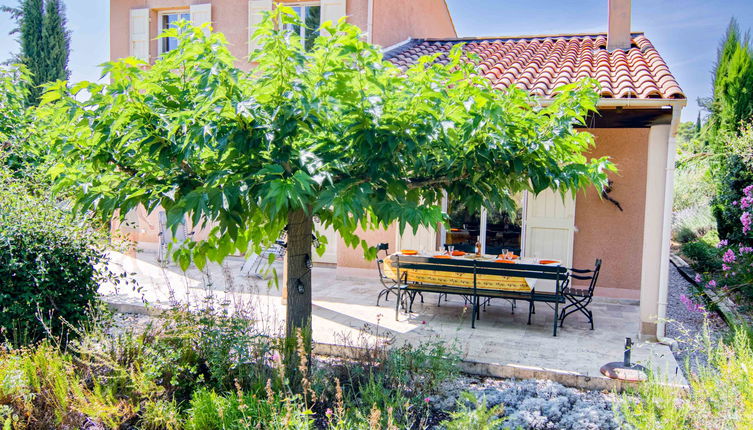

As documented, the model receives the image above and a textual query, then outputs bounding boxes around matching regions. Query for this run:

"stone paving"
[101,250,686,388]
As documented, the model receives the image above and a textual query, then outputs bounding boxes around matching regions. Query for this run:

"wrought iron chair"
[559,259,602,330]
[376,243,398,306]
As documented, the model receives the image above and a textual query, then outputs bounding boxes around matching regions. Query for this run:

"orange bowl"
[400,250,418,255]
[539,259,560,265]
[432,255,451,259]
[451,250,466,256]
[495,259,516,264]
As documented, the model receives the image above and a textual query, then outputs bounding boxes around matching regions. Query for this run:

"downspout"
[366,0,373,43]
[656,105,684,347]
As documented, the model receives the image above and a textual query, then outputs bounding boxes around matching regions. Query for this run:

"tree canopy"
[46,8,614,337]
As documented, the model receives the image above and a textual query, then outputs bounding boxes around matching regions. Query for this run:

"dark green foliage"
[15,0,44,105]
[0,174,110,344]
[674,226,698,244]
[41,0,70,83]
[712,155,753,245]
[705,19,753,244]
[3,0,70,105]
[681,240,722,273]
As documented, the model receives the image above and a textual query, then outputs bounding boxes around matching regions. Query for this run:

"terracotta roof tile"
[384,32,684,100]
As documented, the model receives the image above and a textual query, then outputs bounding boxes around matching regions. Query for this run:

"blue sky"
[1,0,752,122]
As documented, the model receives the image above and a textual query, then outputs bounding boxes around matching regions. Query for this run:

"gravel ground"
[431,376,621,430]
[665,263,728,375]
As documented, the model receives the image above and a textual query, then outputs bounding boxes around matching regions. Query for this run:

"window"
[159,10,191,54]
[281,3,321,50]
[444,194,524,255]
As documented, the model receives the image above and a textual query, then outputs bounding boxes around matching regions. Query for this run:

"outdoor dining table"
[382,252,560,294]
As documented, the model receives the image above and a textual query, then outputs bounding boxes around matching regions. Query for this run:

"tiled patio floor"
[101,251,685,388]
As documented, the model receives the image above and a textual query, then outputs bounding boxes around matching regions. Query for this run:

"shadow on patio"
[100,250,685,390]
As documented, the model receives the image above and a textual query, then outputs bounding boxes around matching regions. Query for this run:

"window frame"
[280,1,321,48]
[157,9,191,55]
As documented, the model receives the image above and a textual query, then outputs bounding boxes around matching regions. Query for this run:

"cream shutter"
[190,3,212,33]
[321,0,347,27]
[129,8,150,61]
[523,189,576,292]
[396,225,437,253]
[248,0,273,56]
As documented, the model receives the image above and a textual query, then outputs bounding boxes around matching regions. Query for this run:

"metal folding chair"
[157,211,194,265]
[559,259,602,329]
[240,232,288,277]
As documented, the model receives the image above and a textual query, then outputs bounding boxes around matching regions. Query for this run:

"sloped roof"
[384,33,684,100]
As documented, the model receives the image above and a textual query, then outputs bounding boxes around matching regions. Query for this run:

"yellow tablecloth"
[383,254,532,293]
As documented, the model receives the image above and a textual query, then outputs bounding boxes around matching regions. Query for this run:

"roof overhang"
[538,97,686,133]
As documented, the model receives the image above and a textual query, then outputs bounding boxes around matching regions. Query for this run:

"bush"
[442,392,506,430]
[0,174,116,344]
[681,240,722,273]
[674,226,697,243]
[712,155,753,246]
[620,327,753,429]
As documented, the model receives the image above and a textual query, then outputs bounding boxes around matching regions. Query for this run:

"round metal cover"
[600,362,648,382]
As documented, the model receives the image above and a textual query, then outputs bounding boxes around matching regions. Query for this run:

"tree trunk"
[283,209,314,338]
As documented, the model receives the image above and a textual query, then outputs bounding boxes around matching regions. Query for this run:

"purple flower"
[694,274,702,282]
[743,211,753,234]
[745,184,753,198]
[717,239,729,249]
[742,197,753,210]
[679,294,705,313]
[741,246,753,254]
[723,263,731,271]
[723,249,737,264]
[733,201,739,206]
[708,280,717,288]
[326,408,333,417]
[424,397,431,403]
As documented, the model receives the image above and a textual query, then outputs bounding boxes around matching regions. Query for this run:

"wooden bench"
[389,255,568,336]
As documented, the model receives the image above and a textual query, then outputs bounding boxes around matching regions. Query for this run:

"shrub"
[712,155,753,246]
[674,226,697,244]
[673,160,715,213]
[442,392,506,430]
[620,327,753,429]
[698,183,753,301]
[0,174,121,344]
[681,240,722,273]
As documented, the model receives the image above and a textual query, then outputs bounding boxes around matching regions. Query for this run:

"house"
[110,0,456,68]
[110,0,685,340]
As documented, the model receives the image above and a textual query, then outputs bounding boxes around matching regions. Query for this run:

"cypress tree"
[707,18,753,244]
[41,0,70,84]
[17,0,44,105]
[2,0,70,105]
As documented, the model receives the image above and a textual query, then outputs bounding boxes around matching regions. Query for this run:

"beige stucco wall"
[371,0,456,48]
[111,0,255,68]
[111,0,455,67]
[336,224,396,269]
[572,128,650,300]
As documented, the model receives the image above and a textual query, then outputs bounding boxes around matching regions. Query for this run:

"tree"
[46,9,613,352]
[705,19,753,244]
[2,0,70,105]
[41,0,70,84]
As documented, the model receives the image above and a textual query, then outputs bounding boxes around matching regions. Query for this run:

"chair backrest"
[568,259,602,295]
[158,211,187,244]
[389,255,567,289]
[376,243,390,280]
